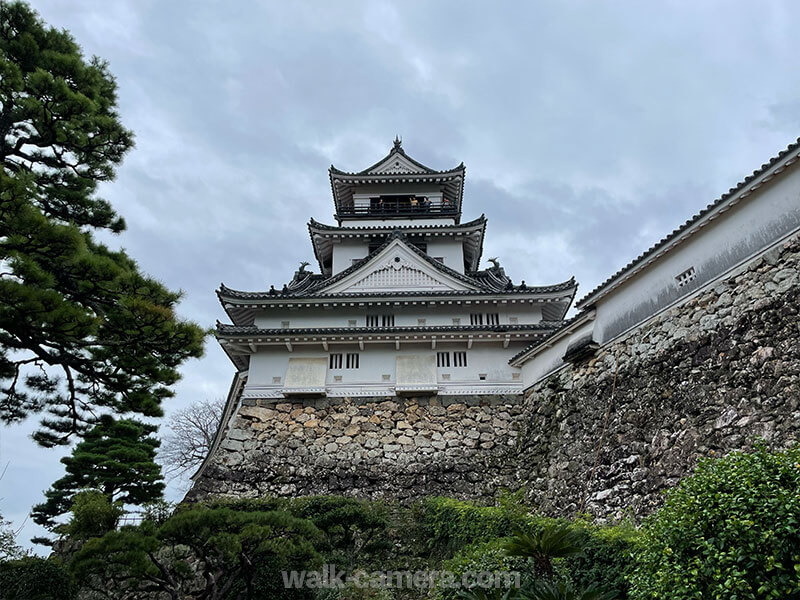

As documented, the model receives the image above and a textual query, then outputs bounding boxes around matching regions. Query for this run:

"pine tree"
[32,415,165,530]
[0,1,205,446]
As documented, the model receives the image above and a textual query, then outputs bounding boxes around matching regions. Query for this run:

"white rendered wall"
[252,303,544,330]
[332,240,369,275]
[592,162,800,344]
[340,218,458,227]
[426,239,466,273]
[519,159,800,389]
[245,341,526,395]
[520,320,594,385]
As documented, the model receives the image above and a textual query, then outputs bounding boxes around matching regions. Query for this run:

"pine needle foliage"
[0,1,205,446]
[31,415,164,530]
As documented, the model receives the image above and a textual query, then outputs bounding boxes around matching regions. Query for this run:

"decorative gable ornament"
[318,239,480,295]
[367,152,431,175]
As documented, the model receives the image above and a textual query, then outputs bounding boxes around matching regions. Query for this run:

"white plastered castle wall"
[252,303,544,330]
[245,341,526,398]
[518,153,800,389]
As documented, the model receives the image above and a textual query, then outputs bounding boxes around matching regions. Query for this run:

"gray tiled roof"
[507,312,587,364]
[329,138,464,177]
[308,214,486,232]
[218,233,577,301]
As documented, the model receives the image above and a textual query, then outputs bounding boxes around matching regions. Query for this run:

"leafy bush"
[435,538,529,600]
[422,497,533,559]
[206,495,392,573]
[62,489,124,539]
[314,584,394,600]
[567,521,638,598]
[0,557,74,600]
[630,444,800,599]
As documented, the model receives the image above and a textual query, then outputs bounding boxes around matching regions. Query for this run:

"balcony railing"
[338,196,458,217]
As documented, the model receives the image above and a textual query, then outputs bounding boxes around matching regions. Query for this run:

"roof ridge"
[328,142,464,177]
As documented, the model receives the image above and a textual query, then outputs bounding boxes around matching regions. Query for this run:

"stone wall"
[189,395,522,502]
[192,235,800,519]
[516,235,800,520]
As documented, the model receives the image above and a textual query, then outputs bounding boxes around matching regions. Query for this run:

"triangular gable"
[365,150,433,175]
[318,239,480,295]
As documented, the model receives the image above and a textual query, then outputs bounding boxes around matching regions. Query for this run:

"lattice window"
[453,351,468,367]
[382,314,395,327]
[346,353,360,369]
[329,353,343,369]
[437,351,450,367]
[486,313,500,325]
[675,266,697,288]
[470,313,484,325]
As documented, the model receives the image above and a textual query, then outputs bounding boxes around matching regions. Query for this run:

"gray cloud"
[5,0,800,549]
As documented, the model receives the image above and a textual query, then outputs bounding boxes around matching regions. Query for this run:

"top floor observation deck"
[336,194,459,219]
[330,138,466,224]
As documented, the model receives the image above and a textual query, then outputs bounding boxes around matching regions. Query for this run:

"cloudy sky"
[4,0,800,550]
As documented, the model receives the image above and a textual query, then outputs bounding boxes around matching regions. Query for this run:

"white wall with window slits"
[245,342,524,394]
[252,304,543,329]
[519,154,800,388]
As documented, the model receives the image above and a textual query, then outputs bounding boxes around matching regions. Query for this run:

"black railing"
[338,197,457,217]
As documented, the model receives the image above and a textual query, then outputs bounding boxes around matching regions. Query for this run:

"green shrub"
[567,521,638,598]
[63,490,124,539]
[314,584,394,600]
[434,538,529,600]
[422,497,534,559]
[630,444,800,599]
[0,557,74,600]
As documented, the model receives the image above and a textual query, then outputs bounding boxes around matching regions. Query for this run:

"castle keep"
[191,137,800,517]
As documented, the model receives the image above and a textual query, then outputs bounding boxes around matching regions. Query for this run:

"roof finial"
[393,135,402,151]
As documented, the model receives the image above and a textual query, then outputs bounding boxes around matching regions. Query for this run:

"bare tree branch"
[159,398,224,479]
